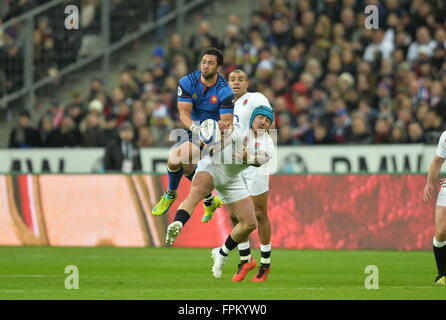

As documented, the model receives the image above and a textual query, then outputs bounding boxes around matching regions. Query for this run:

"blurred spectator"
[8,111,41,148]
[149,101,172,146]
[407,26,436,62]
[42,100,65,129]
[102,114,118,144]
[313,124,332,144]
[373,116,391,144]
[81,112,104,147]
[166,33,193,69]
[407,121,425,143]
[278,125,298,145]
[389,124,407,143]
[189,20,220,54]
[347,112,373,144]
[46,115,81,147]
[33,15,56,80]
[137,126,154,147]
[119,71,140,100]
[39,116,53,147]
[103,122,142,172]
[116,100,131,126]
[330,108,351,144]
[66,102,84,128]
[88,78,106,102]
[1,42,24,93]
[132,109,148,139]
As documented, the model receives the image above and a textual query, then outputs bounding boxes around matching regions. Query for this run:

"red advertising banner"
[163,174,436,250]
[0,174,437,250]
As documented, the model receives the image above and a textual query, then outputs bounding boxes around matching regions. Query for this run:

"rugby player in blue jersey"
[151,48,234,219]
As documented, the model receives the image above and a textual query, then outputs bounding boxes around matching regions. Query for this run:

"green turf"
[0,246,444,300]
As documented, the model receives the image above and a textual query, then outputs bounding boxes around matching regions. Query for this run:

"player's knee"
[242,220,257,233]
[190,184,208,199]
[167,159,181,171]
[182,164,195,176]
[435,224,446,240]
[255,207,268,224]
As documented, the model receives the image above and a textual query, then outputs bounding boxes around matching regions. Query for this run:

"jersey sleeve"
[219,86,235,115]
[436,131,446,158]
[177,76,193,103]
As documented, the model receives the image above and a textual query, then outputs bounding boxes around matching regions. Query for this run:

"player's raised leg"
[165,171,214,245]
[183,165,223,223]
[212,196,257,278]
[152,141,199,216]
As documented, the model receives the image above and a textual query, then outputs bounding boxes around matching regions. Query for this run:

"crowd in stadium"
[0,0,165,95]
[6,0,446,148]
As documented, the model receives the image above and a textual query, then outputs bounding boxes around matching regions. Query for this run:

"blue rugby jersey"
[177,70,234,123]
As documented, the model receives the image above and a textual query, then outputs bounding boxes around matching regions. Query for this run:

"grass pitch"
[0,246,444,300]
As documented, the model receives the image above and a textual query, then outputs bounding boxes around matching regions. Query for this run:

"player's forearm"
[179,112,193,129]
[178,101,194,130]
[427,157,445,183]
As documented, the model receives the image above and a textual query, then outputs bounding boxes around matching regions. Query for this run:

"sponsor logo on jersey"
[210,96,218,104]
[192,93,198,99]
[243,99,248,105]
[255,142,261,148]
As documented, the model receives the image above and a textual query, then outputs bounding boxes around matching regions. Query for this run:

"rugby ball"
[199,119,221,144]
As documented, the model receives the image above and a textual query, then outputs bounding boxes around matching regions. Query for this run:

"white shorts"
[196,159,249,204]
[437,187,446,206]
[240,166,270,196]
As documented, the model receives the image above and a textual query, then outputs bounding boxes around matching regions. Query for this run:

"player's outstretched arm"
[424,155,446,203]
[178,101,198,132]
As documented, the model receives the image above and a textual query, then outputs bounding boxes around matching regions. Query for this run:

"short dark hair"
[200,47,224,66]
[119,121,133,132]
[19,111,31,119]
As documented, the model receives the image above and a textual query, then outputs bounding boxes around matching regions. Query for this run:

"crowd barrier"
[0,174,435,250]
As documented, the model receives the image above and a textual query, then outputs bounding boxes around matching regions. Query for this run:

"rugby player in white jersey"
[423,130,446,285]
[225,69,274,282]
[165,105,275,280]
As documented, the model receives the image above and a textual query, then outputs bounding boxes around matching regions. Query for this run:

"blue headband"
[249,105,274,128]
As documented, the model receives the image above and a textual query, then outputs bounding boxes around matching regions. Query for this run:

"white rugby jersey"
[436,131,446,158]
[202,124,275,183]
[233,92,272,130]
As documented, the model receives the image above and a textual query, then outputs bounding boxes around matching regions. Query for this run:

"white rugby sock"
[433,237,446,248]
[237,241,251,262]
[260,243,271,265]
